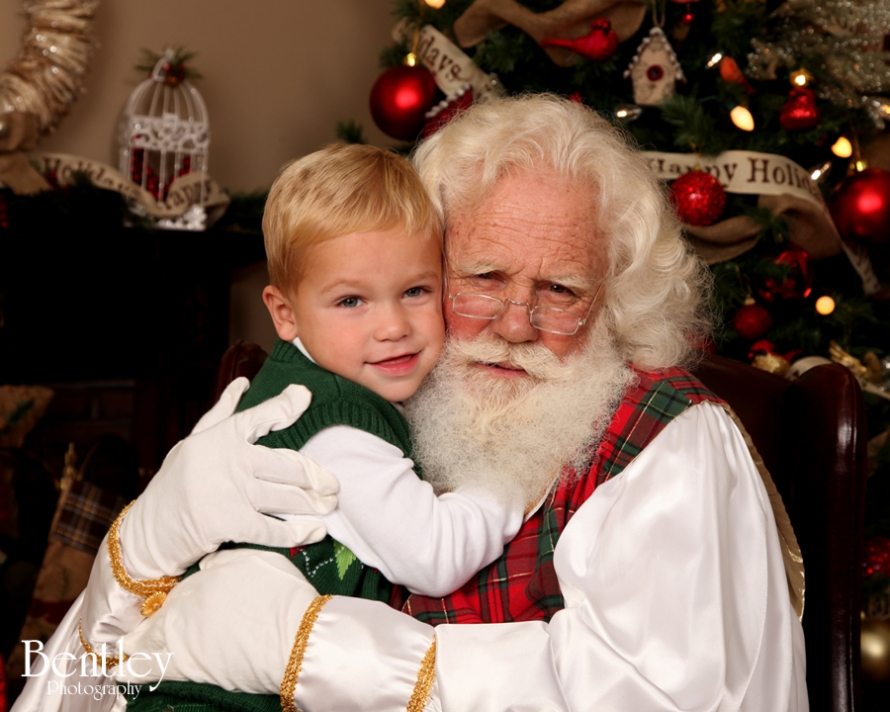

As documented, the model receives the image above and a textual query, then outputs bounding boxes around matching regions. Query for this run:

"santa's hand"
[118,379,339,578]
[114,548,318,694]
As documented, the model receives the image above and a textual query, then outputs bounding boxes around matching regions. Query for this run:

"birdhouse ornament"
[118,48,210,212]
[624,27,685,106]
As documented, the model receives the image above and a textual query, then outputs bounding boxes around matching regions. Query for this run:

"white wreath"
[0,0,98,135]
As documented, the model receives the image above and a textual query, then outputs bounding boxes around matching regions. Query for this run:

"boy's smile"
[369,352,421,375]
[265,226,445,402]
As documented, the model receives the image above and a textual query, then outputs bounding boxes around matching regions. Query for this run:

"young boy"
[126,144,524,711]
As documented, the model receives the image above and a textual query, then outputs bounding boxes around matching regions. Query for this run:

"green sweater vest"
[127,339,418,712]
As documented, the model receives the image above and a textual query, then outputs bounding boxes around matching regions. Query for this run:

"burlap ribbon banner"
[393,23,505,103]
[644,150,881,294]
[0,112,52,195]
[26,153,230,219]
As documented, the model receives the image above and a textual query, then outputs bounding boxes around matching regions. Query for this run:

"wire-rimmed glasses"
[447,285,601,336]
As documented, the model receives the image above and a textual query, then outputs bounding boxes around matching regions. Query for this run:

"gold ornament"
[829,341,872,382]
[0,0,98,136]
[829,340,890,400]
[861,616,890,682]
[751,351,790,377]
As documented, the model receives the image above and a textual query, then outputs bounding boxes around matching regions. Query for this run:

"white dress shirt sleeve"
[288,426,524,596]
[293,402,808,712]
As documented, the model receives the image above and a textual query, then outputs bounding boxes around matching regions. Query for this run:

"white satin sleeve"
[11,536,139,712]
[284,426,523,596]
[293,402,808,712]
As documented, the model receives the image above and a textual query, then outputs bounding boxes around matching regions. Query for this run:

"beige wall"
[2,0,401,349]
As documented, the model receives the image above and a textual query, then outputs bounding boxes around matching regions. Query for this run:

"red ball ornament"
[669,170,727,226]
[370,65,437,141]
[829,167,890,246]
[779,88,820,131]
[864,536,890,577]
[733,301,773,340]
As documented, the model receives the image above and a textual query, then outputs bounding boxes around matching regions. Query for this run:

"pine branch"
[336,120,368,144]
[380,39,410,69]
[710,0,770,60]
[659,94,717,153]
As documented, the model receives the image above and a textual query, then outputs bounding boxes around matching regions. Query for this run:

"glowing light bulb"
[404,52,418,67]
[815,296,835,315]
[832,136,853,158]
[790,68,812,87]
[706,52,723,68]
[810,161,831,182]
[614,103,642,121]
[730,106,755,131]
[425,0,446,6]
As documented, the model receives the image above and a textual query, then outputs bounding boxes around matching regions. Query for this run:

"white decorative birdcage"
[118,48,210,216]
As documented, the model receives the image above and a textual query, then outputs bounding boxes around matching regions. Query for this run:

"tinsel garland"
[0,0,99,135]
[747,0,890,126]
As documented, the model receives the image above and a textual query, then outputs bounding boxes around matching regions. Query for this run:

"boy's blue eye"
[337,296,362,308]
[405,286,427,298]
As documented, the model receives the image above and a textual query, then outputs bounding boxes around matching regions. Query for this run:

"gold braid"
[107,500,180,615]
[280,595,333,712]
[78,618,130,669]
[407,640,437,712]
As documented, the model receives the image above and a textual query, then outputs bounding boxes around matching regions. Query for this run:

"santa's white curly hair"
[411,93,712,370]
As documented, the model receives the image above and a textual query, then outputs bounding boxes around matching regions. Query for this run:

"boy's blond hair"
[263,143,442,293]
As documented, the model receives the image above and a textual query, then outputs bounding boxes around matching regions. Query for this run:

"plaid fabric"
[51,480,128,555]
[394,367,725,626]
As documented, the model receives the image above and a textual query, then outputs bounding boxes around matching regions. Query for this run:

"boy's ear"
[262,286,299,341]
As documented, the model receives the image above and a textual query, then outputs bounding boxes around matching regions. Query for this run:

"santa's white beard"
[404,323,635,507]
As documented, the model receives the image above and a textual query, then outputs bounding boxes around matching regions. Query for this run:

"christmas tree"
[363,0,890,692]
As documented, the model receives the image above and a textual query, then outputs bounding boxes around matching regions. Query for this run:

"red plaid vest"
[392,367,724,626]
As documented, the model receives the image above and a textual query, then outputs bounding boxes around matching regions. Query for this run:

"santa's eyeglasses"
[447,284,601,336]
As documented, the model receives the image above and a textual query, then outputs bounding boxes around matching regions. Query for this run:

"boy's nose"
[375,305,411,341]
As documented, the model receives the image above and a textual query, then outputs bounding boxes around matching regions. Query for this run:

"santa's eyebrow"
[448,258,501,276]
[545,275,597,292]
[449,259,596,292]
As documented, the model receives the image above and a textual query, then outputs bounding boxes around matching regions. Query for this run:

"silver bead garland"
[746,0,890,125]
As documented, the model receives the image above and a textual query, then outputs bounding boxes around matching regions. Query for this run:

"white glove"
[114,548,317,694]
[118,378,339,578]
